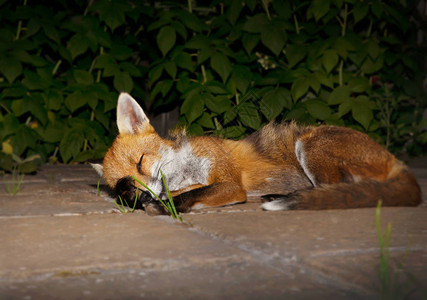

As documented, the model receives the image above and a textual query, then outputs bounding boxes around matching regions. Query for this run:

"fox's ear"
[91,163,104,177]
[117,93,150,134]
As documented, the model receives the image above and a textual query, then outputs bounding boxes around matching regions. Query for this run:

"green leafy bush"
[0,0,425,173]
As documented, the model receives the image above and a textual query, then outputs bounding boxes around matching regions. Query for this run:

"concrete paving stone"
[0,213,251,278]
[0,214,365,300]
[185,207,427,296]
[0,182,115,217]
[0,263,363,300]
[0,165,115,217]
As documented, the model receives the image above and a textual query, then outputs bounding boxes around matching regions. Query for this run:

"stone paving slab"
[0,214,363,300]
[0,262,361,300]
[0,165,115,216]
[0,163,426,299]
[185,208,427,295]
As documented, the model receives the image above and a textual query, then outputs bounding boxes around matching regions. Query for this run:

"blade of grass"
[97,178,100,196]
[114,196,127,213]
[131,174,182,222]
[160,170,179,219]
[376,200,392,299]
[129,187,139,213]
[131,176,171,212]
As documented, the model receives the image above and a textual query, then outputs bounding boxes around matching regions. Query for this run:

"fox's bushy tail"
[261,168,421,211]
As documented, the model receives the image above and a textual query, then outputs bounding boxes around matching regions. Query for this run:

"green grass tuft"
[376,200,392,299]
[114,187,139,213]
[132,170,183,222]
[4,167,24,196]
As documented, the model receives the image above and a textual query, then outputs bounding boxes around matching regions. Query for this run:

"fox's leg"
[140,182,247,216]
[141,182,247,215]
[172,182,247,213]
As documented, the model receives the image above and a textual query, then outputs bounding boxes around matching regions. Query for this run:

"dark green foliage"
[0,0,425,172]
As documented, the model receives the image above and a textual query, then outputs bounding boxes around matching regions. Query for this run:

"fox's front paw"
[142,200,168,216]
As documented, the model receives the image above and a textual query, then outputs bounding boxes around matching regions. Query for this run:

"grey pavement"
[1,161,426,299]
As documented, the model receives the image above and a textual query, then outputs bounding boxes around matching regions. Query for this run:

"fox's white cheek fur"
[148,142,211,197]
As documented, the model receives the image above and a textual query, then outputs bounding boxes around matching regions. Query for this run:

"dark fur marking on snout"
[115,176,155,210]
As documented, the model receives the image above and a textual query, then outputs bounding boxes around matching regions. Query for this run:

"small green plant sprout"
[376,200,392,299]
[132,170,183,222]
[114,187,139,214]
[96,178,101,196]
[4,167,24,196]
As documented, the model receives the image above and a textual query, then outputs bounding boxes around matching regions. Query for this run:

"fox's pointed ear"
[117,93,150,134]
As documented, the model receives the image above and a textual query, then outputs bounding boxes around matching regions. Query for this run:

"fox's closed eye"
[136,154,144,172]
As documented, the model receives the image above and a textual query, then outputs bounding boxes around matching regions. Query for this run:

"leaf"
[366,40,380,60]
[352,96,373,130]
[67,33,88,60]
[285,44,307,69]
[361,55,383,74]
[224,108,237,125]
[197,112,215,129]
[337,99,352,117]
[150,80,173,101]
[46,90,64,110]
[353,2,369,23]
[175,52,193,72]
[157,26,176,57]
[188,123,204,136]
[65,91,86,113]
[176,10,203,32]
[22,71,50,90]
[25,18,41,37]
[328,86,350,105]
[0,57,22,83]
[309,0,331,21]
[261,25,286,56]
[110,45,133,60]
[231,65,251,93]
[242,33,260,55]
[205,95,231,114]
[43,125,64,143]
[291,77,309,101]
[94,0,130,31]
[211,52,232,83]
[237,102,261,129]
[204,81,229,94]
[149,64,164,85]
[11,99,28,116]
[348,77,370,93]
[307,75,321,95]
[43,25,60,43]
[59,128,85,163]
[73,70,94,85]
[120,62,142,77]
[113,71,133,93]
[305,99,331,120]
[227,0,243,25]
[163,61,177,79]
[260,88,292,120]
[243,14,269,33]
[2,141,13,155]
[322,49,339,73]
[223,126,246,138]
[181,93,205,124]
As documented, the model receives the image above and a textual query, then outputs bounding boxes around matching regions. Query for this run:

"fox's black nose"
[138,190,154,203]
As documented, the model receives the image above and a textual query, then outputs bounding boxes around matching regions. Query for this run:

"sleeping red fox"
[92,93,421,215]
